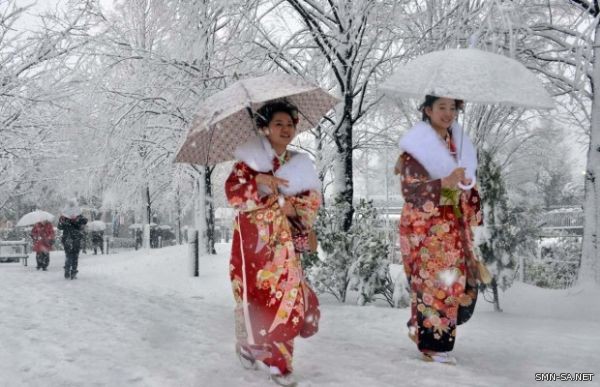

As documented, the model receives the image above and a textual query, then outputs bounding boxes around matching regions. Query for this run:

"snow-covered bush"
[348,200,393,305]
[525,237,581,289]
[391,269,411,308]
[477,150,538,311]
[308,198,393,305]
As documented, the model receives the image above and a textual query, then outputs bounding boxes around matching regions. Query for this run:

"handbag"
[299,281,320,338]
[476,259,492,285]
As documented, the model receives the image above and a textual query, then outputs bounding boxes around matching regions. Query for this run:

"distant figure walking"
[91,230,104,255]
[31,220,55,271]
[58,199,88,280]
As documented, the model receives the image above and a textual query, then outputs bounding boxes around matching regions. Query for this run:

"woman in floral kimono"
[395,95,483,365]
[225,101,321,386]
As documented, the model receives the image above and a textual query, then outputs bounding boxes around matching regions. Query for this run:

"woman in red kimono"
[225,101,321,386]
[395,95,483,365]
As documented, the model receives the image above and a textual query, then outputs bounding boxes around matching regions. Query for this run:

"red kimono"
[225,143,321,375]
[399,134,483,353]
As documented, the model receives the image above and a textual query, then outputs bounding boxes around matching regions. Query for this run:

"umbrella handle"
[457,180,476,190]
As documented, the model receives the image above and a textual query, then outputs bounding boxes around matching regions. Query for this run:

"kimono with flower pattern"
[226,152,321,375]
[399,136,483,353]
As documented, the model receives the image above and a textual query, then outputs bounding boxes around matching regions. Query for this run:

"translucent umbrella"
[380,48,554,109]
[381,48,554,190]
[16,210,54,227]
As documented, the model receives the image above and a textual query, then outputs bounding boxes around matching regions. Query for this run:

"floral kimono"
[398,121,483,353]
[225,136,321,374]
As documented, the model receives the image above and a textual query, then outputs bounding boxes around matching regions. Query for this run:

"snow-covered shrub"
[308,198,354,303]
[348,200,393,305]
[525,237,581,289]
[308,198,393,305]
[477,150,539,310]
[391,269,410,308]
[301,251,320,273]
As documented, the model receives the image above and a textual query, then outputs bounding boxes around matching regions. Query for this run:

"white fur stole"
[233,136,321,196]
[398,121,478,186]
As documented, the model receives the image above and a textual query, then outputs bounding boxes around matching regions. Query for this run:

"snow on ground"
[1,244,599,387]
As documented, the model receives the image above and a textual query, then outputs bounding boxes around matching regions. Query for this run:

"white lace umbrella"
[380,48,554,109]
[16,210,54,227]
[87,221,106,232]
[175,73,339,166]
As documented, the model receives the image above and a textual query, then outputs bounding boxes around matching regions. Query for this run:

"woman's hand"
[256,174,289,193]
[280,199,297,217]
[393,155,402,175]
[441,167,466,189]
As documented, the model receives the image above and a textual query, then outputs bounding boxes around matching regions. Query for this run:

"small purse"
[299,281,320,338]
[475,259,492,285]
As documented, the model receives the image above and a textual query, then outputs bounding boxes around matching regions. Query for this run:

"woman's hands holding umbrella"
[442,167,472,189]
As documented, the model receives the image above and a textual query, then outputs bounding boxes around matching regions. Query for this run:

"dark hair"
[419,95,464,122]
[255,100,299,128]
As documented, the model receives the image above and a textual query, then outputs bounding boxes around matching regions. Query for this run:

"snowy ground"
[1,244,599,387]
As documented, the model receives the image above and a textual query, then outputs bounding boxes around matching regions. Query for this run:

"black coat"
[58,215,88,253]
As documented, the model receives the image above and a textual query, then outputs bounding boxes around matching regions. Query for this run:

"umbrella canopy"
[87,221,106,232]
[380,48,554,110]
[175,73,339,165]
[16,210,54,227]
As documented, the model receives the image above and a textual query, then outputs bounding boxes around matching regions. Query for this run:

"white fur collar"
[234,135,321,196]
[398,121,478,183]
[234,136,275,173]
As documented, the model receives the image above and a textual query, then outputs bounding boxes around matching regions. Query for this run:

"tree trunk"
[176,189,182,245]
[580,20,600,286]
[204,166,217,254]
[491,277,502,312]
[334,93,354,232]
[143,185,151,250]
[194,171,208,257]
[315,124,327,204]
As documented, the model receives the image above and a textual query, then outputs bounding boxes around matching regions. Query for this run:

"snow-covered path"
[2,255,231,386]
[1,244,599,387]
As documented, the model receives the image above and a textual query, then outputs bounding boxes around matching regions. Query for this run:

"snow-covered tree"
[255,0,405,230]
[507,0,599,285]
[477,150,529,311]
[0,1,97,214]
[74,0,258,253]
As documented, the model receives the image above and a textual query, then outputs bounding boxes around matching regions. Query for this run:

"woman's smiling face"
[266,111,296,149]
[425,97,457,131]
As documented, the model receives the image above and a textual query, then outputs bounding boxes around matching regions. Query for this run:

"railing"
[0,239,29,266]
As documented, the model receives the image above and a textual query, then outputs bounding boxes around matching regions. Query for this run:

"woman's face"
[265,111,296,150]
[425,98,457,131]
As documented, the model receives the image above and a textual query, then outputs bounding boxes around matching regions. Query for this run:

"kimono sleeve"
[225,161,269,212]
[461,188,484,227]
[399,152,442,210]
[286,190,321,232]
